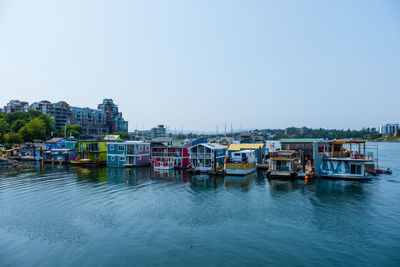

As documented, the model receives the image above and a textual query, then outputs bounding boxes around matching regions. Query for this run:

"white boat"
[225,150,257,175]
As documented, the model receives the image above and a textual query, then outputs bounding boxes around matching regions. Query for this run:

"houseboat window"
[118,145,125,151]
[139,146,143,152]
[110,145,114,151]
[350,164,361,175]
[120,156,126,161]
[145,145,149,151]
[80,144,83,151]
[234,153,240,156]
[111,156,115,161]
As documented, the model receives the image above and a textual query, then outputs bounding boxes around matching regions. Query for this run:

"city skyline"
[1,0,399,131]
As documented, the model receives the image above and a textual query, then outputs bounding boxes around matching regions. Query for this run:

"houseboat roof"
[280,138,322,143]
[46,138,65,143]
[330,139,367,144]
[191,143,227,150]
[103,135,121,141]
[228,143,265,151]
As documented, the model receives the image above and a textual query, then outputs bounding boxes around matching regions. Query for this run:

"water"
[0,142,399,266]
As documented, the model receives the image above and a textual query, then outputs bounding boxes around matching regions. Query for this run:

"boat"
[313,139,376,180]
[225,150,257,175]
[267,150,300,179]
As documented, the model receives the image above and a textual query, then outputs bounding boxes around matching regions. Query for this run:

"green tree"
[10,119,26,133]
[61,124,84,139]
[0,118,9,134]
[6,132,23,144]
[37,114,55,138]
[19,118,46,142]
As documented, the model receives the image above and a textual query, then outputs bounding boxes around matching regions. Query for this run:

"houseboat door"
[128,156,135,165]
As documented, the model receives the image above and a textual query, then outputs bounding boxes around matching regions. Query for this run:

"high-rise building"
[3,100,29,113]
[98,99,128,134]
[151,125,167,138]
[2,99,128,136]
[378,124,399,135]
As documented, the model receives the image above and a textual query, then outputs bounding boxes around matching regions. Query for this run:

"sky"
[0,0,399,132]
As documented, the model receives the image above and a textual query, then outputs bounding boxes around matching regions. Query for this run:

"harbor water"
[0,142,399,266]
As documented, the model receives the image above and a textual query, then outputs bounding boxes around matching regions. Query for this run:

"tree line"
[0,111,84,146]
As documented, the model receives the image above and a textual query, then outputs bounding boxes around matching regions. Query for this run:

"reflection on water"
[0,142,399,266]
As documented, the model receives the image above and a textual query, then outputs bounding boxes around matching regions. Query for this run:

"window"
[111,156,115,161]
[118,145,125,151]
[145,145,149,152]
[120,156,126,161]
[139,145,143,152]
[350,164,361,175]
[109,145,114,151]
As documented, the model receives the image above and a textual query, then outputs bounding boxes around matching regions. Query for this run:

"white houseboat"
[225,150,257,175]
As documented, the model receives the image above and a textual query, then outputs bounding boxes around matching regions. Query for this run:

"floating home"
[225,149,257,175]
[189,143,227,172]
[313,139,375,180]
[45,138,66,150]
[151,137,207,169]
[227,143,265,164]
[107,141,150,167]
[43,149,76,163]
[267,150,300,179]
[280,138,322,163]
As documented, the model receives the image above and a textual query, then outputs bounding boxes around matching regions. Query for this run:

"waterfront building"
[45,138,66,150]
[2,99,127,136]
[378,124,399,135]
[227,143,265,164]
[151,137,207,169]
[71,140,109,165]
[107,141,150,167]
[267,150,300,179]
[188,143,227,172]
[313,139,375,180]
[225,149,257,175]
[3,100,29,113]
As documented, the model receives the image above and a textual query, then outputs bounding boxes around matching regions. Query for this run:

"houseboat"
[225,149,257,175]
[267,150,300,179]
[70,140,109,166]
[107,141,150,167]
[151,137,207,169]
[189,143,227,173]
[313,139,376,180]
[43,149,76,164]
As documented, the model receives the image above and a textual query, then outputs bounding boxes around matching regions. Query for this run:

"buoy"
[126,180,129,184]
[305,175,309,182]
[41,160,44,165]
[59,161,62,165]
[52,161,54,166]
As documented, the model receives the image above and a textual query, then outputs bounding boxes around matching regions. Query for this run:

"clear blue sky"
[0,0,399,132]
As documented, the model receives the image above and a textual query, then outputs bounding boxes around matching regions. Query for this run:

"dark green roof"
[280,138,322,143]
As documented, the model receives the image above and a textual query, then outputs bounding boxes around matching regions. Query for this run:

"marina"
[0,142,399,266]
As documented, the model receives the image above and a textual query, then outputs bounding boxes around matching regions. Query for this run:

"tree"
[6,132,23,144]
[10,119,26,133]
[61,124,84,139]
[0,118,9,134]
[19,118,46,142]
[37,114,55,138]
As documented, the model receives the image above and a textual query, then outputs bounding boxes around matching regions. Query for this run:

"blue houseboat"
[189,143,227,172]
[45,138,66,150]
[107,141,150,167]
